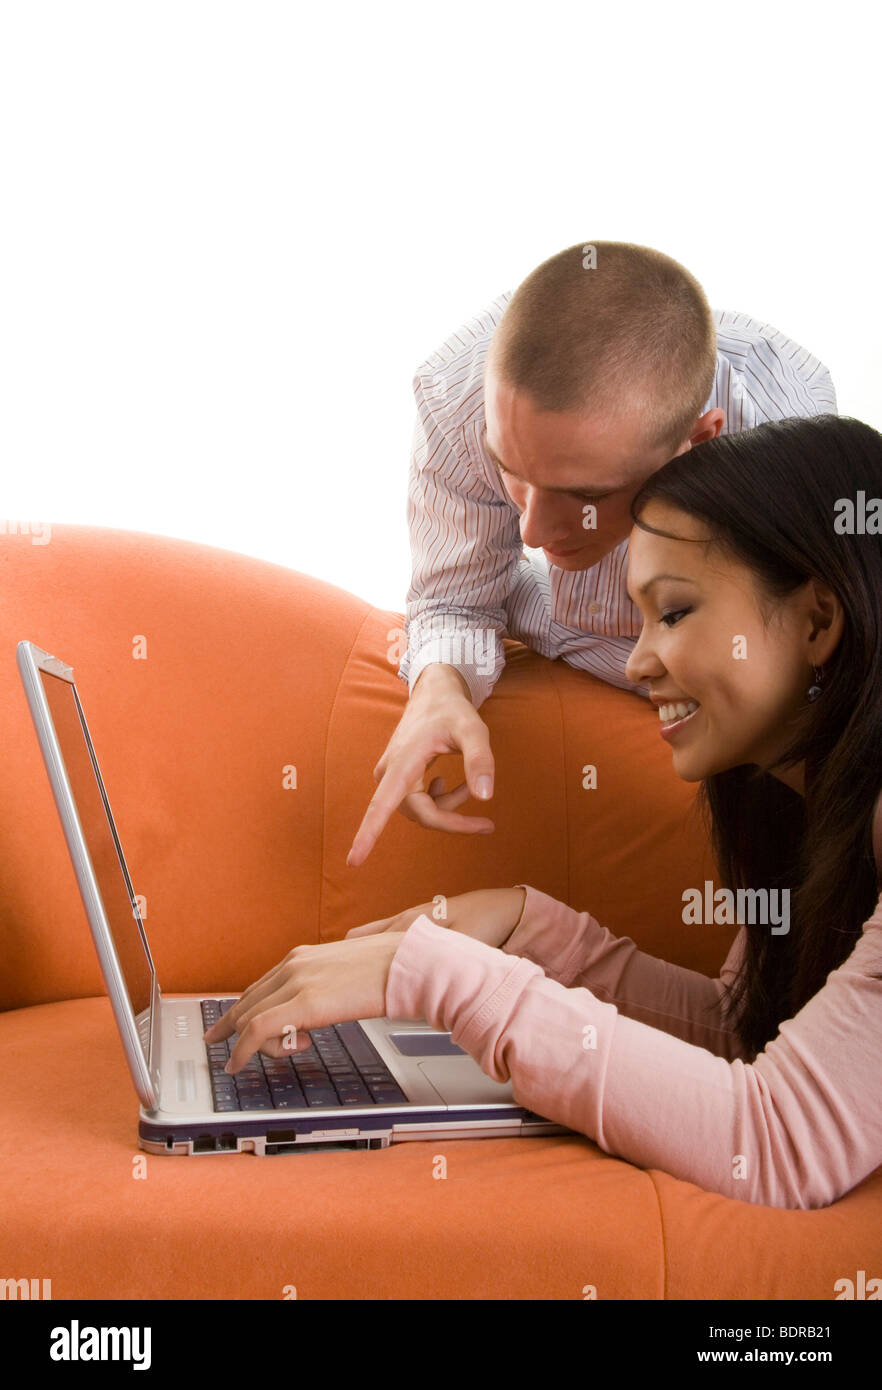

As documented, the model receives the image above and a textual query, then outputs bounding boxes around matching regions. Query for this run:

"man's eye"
[660,608,691,628]
[495,460,605,503]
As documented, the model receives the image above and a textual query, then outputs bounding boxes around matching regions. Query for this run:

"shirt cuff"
[502,884,605,985]
[402,641,498,709]
[385,913,544,1058]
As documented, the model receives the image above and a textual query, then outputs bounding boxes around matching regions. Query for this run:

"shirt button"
[588,602,601,614]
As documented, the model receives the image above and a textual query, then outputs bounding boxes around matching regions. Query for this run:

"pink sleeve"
[501,884,749,1061]
[385,892,882,1210]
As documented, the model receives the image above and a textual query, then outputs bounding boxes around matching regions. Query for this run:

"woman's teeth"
[659,700,700,725]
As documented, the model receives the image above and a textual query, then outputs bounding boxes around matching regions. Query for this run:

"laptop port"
[193,1135,216,1153]
[217,1133,238,1151]
[266,1139,371,1154]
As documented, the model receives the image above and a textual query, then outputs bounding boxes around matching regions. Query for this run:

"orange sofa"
[1,523,880,1300]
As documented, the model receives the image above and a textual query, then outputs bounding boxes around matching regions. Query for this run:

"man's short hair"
[487,241,718,457]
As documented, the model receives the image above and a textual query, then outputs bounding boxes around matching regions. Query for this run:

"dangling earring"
[807,665,824,702]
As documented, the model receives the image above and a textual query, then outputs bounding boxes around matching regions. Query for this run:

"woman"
[206,413,882,1211]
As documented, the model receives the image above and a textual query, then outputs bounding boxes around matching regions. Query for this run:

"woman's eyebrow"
[482,427,619,496]
[632,573,697,597]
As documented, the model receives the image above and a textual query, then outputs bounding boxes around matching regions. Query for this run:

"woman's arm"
[386,890,882,1210]
[503,885,749,1061]
[349,884,748,1060]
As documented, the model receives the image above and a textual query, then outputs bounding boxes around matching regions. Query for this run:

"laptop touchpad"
[388,1031,466,1057]
[416,1059,515,1104]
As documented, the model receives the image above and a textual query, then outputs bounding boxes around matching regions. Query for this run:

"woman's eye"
[660,608,691,628]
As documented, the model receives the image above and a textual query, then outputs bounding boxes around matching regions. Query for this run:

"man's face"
[483,355,702,571]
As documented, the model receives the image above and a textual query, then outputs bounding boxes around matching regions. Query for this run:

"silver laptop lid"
[17,641,160,1108]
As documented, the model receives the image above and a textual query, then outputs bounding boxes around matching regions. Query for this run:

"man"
[346,240,836,867]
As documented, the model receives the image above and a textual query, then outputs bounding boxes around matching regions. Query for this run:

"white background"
[2,1,879,612]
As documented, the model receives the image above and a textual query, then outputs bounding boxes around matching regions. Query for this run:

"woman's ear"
[805,579,844,666]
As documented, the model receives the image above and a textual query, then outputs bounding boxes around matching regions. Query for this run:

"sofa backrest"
[0,524,725,1012]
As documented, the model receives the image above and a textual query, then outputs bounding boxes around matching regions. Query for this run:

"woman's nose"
[625,630,659,685]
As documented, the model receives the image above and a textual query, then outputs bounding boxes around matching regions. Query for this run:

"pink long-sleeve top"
[384,884,882,1210]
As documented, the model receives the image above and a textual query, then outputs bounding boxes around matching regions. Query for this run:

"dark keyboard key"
[333,1022,385,1069]
[368,1085,408,1105]
[213,1099,240,1112]
[273,1095,306,1110]
[304,1088,339,1106]
[334,1085,372,1104]
[239,1096,273,1111]
[269,1084,305,1102]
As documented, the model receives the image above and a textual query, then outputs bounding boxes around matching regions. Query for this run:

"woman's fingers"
[203,957,299,1040]
[345,915,400,938]
[224,988,316,1072]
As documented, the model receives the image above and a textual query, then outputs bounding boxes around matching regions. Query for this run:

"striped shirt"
[400,290,837,707]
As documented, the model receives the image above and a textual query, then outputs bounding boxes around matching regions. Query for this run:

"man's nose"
[519,489,571,548]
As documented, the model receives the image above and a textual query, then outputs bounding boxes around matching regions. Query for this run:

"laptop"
[17,640,567,1155]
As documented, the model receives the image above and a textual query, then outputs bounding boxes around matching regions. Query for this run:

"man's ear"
[689,408,725,446]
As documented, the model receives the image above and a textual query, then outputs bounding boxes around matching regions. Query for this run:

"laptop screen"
[40,669,154,1058]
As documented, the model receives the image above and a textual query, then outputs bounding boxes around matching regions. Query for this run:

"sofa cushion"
[0,996,664,1300]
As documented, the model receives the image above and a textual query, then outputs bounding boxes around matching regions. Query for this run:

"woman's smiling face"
[624,501,843,787]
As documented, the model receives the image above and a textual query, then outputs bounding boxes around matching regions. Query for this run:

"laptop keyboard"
[200,1000,409,1112]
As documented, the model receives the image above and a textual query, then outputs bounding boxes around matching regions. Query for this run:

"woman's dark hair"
[629,414,882,1056]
